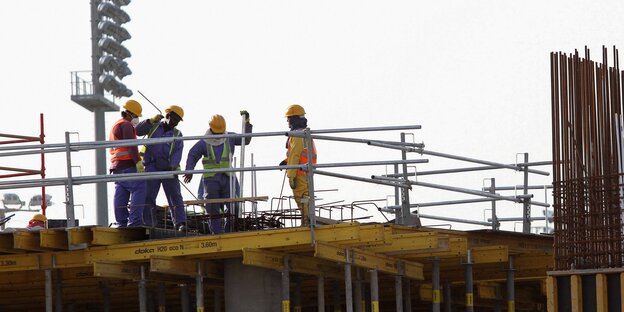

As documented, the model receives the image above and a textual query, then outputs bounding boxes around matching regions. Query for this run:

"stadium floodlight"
[99,74,132,98]
[97,2,130,24]
[98,20,131,42]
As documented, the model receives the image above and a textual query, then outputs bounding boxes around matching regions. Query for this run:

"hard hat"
[285,104,305,117]
[123,100,142,117]
[165,105,184,120]
[31,214,47,222]
[209,114,226,134]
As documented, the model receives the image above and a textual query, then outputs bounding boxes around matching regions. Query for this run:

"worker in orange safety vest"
[279,104,317,226]
[109,100,146,227]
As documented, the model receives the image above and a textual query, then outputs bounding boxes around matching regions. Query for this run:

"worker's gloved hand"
[279,160,287,170]
[289,177,296,189]
[150,114,164,123]
[240,110,250,122]
[136,161,144,173]
[183,174,192,183]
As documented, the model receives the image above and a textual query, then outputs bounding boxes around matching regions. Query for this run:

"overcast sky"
[1,1,623,230]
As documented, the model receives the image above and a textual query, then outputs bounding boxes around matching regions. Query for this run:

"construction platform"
[0,222,553,311]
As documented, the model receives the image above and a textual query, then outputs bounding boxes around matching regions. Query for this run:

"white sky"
[1,1,623,230]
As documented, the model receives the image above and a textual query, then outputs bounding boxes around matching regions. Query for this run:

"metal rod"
[522,153,531,233]
[403,278,412,312]
[465,250,474,312]
[507,256,515,312]
[137,90,163,114]
[385,161,553,178]
[138,265,147,312]
[370,270,379,312]
[64,132,76,228]
[45,269,52,312]
[418,213,491,226]
[490,178,499,230]
[418,149,550,176]
[432,257,441,312]
[395,275,403,312]
[345,256,353,312]
[196,262,204,312]
[282,257,291,312]
[317,170,409,188]
[482,185,553,191]
[305,128,317,244]
[318,275,325,312]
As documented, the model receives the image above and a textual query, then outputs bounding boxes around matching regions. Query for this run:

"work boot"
[177,223,187,232]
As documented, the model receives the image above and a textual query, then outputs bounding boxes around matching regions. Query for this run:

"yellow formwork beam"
[314,241,424,280]
[471,246,508,264]
[13,231,46,251]
[150,255,221,279]
[67,226,94,249]
[403,237,468,259]
[366,231,439,253]
[93,261,141,280]
[571,275,582,312]
[91,227,149,246]
[39,228,68,250]
[0,232,24,254]
[242,248,342,279]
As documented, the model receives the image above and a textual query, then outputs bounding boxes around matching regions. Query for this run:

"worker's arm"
[183,140,206,183]
[135,119,153,136]
[286,137,303,178]
[232,122,253,146]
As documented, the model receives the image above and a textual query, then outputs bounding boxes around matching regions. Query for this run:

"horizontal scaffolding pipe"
[418,213,492,226]
[491,216,552,222]
[310,134,424,148]
[416,150,550,176]
[481,185,553,191]
[384,198,497,210]
[315,170,409,188]
[384,161,553,177]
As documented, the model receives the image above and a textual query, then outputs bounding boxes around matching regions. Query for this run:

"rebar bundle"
[551,46,624,270]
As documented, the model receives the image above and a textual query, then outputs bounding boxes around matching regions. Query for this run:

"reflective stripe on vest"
[202,141,231,178]
[109,118,134,162]
[286,138,317,175]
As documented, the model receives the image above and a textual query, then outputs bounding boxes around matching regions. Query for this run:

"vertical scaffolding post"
[180,284,190,312]
[45,268,53,312]
[394,164,400,224]
[158,283,166,312]
[345,250,354,312]
[294,274,302,312]
[465,250,474,312]
[196,262,204,312]
[304,128,317,243]
[64,132,76,227]
[282,256,291,312]
[370,270,379,312]
[490,178,499,230]
[395,275,403,312]
[403,278,412,312]
[239,113,247,217]
[507,256,515,312]
[522,153,531,234]
[354,269,363,312]
[318,275,326,312]
[399,133,413,226]
[139,265,147,312]
[40,113,47,216]
[432,257,441,312]
[443,282,452,312]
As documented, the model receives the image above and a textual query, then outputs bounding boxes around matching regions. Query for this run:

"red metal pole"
[40,113,46,216]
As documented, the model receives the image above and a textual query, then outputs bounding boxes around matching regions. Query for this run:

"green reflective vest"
[202,141,231,178]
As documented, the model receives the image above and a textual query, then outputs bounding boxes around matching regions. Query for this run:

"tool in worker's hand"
[137,90,163,115]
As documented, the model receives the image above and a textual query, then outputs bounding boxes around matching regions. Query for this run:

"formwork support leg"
[432,257,441,312]
[507,256,515,312]
[318,275,326,312]
[354,268,363,312]
[139,265,148,312]
[282,257,291,312]
[345,260,353,312]
[333,280,341,312]
[294,274,302,312]
[181,284,190,312]
[443,282,452,312]
[395,275,403,312]
[158,283,166,312]
[196,261,205,312]
[370,270,379,312]
[101,281,110,312]
[45,269,53,312]
[596,273,607,312]
[465,250,474,312]
[55,269,63,312]
[403,278,412,312]
[571,275,582,312]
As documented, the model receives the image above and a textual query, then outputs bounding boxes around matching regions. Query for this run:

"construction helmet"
[32,214,47,222]
[209,114,226,134]
[285,104,305,117]
[123,100,142,117]
[165,105,184,121]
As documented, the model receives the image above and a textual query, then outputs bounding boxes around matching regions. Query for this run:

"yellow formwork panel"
[596,273,607,312]
[314,241,424,280]
[13,231,45,251]
[39,228,68,250]
[91,227,149,245]
[471,245,508,264]
[366,231,439,253]
[93,261,141,280]
[150,255,222,279]
[67,226,94,249]
[571,275,582,312]
[0,232,23,254]
[242,248,342,279]
[403,236,468,259]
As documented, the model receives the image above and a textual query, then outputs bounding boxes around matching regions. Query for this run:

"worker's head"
[164,105,184,127]
[285,104,307,130]
[27,213,47,229]
[122,100,142,125]
[209,114,226,134]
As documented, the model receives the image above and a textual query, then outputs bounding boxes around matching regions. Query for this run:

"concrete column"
[224,258,281,311]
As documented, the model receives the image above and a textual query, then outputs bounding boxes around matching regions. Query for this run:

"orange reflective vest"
[109,118,135,162]
[287,137,317,175]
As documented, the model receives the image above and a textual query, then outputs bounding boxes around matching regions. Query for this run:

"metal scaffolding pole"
[465,250,474,312]
[196,262,204,312]
[443,283,452,312]
[318,275,326,312]
[345,253,354,312]
[432,257,441,312]
[395,275,403,312]
[370,270,379,312]
[138,265,147,312]
[522,153,531,233]
[282,257,291,312]
[490,178,499,230]
[64,132,76,227]
[507,256,516,312]
[45,268,53,312]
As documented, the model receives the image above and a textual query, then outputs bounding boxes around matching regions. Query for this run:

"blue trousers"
[203,174,235,234]
[144,167,186,227]
[112,166,146,227]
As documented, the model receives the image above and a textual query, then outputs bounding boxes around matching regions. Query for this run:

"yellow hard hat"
[209,114,226,134]
[32,213,47,222]
[165,105,184,120]
[285,104,305,117]
[123,100,142,117]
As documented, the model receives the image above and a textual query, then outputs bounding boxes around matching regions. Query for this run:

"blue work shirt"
[185,124,252,172]
[136,120,183,171]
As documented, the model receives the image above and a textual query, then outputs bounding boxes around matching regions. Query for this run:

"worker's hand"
[279,159,287,170]
[183,174,192,183]
[150,114,164,123]
[136,161,144,173]
[240,110,250,122]
[289,177,296,189]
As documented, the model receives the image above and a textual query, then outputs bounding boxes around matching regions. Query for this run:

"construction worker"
[136,105,187,231]
[280,104,316,226]
[26,213,47,230]
[184,112,252,234]
[109,100,146,227]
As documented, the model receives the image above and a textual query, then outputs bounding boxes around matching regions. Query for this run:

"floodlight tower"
[71,0,133,226]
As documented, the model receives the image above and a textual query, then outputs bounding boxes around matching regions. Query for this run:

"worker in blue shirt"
[136,105,187,231]
[184,112,252,234]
